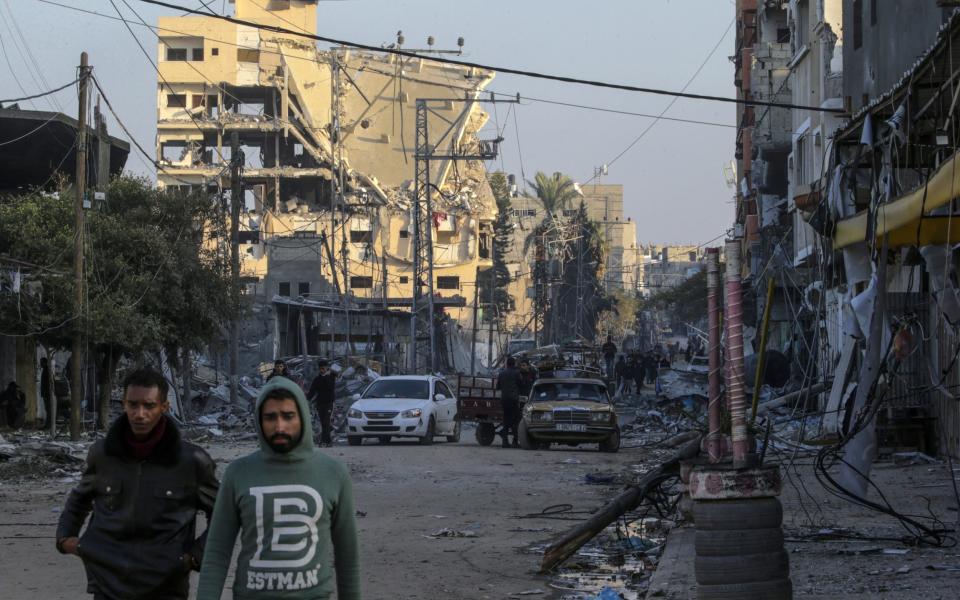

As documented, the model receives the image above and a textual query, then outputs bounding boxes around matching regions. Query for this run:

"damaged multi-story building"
[155,0,500,372]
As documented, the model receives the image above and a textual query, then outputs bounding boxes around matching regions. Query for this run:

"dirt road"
[0,426,644,599]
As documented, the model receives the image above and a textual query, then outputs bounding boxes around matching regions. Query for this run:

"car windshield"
[531,382,606,402]
[362,379,430,399]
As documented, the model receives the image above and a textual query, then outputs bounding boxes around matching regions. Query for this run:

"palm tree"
[523,171,582,255]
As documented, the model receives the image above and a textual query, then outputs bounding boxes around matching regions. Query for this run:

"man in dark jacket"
[307,359,338,447]
[601,336,617,379]
[56,368,219,600]
[0,381,26,428]
[496,357,524,448]
[266,359,288,382]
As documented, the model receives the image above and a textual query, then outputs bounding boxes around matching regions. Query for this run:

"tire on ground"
[695,550,789,586]
[518,421,535,450]
[598,428,620,453]
[692,498,782,530]
[475,423,496,446]
[695,528,784,556]
[446,421,461,443]
[696,578,792,600]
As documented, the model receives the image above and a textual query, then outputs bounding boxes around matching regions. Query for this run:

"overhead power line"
[33,0,735,131]
[0,77,81,105]
[134,0,843,114]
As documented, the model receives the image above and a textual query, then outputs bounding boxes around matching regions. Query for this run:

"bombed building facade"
[154,0,499,372]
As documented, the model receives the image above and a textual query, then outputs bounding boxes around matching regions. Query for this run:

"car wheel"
[518,421,535,450]
[378,436,391,444]
[475,423,496,446]
[347,436,362,446]
[446,420,461,443]
[419,417,435,445]
[599,428,620,453]
[537,442,551,450]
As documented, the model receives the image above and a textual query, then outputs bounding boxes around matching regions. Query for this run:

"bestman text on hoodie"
[197,377,360,600]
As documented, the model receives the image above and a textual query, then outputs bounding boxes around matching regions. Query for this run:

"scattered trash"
[585,472,621,486]
[893,452,940,465]
[510,590,545,597]
[423,528,478,539]
[896,565,911,574]
[925,564,960,571]
[560,458,583,465]
[589,588,624,600]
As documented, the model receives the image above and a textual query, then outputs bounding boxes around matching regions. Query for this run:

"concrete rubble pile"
[184,357,380,439]
[0,431,90,482]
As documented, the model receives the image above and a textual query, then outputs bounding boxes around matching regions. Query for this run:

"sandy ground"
[0,425,647,600]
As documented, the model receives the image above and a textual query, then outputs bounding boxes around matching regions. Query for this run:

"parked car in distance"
[345,375,460,445]
[518,378,620,453]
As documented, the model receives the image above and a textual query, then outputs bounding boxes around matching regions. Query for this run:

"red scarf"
[124,415,168,461]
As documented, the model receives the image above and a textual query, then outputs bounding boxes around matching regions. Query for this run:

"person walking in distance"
[56,369,219,600]
[40,357,53,428]
[496,356,524,448]
[307,359,338,447]
[601,335,617,379]
[197,378,360,600]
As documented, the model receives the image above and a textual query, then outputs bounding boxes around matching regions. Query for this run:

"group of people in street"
[495,356,537,448]
[267,358,340,447]
[613,351,671,396]
[55,367,360,600]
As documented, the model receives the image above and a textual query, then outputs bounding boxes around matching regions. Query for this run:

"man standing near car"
[496,357,524,448]
[518,358,537,398]
[198,378,360,600]
[307,359,338,447]
[56,368,219,600]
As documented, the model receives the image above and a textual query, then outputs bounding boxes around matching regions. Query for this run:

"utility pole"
[706,248,722,462]
[69,51,90,441]
[229,132,243,407]
[487,241,495,370]
[470,266,480,375]
[411,93,518,374]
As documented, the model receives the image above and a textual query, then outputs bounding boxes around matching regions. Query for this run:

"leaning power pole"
[69,52,90,441]
[229,132,243,406]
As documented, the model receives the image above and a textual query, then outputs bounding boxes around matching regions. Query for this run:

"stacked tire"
[693,497,792,599]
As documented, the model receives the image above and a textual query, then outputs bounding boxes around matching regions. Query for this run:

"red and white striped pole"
[724,240,750,468]
[706,248,723,462]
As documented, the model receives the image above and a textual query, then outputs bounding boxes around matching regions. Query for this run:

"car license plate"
[556,423,586,432]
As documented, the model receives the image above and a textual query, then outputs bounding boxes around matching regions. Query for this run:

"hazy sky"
[1,0,736,245]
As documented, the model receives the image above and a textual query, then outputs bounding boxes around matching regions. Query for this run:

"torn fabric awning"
[833,147,960,250]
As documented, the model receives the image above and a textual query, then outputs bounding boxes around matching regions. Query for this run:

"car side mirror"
[434,394,446,402]
[351,393,360,401]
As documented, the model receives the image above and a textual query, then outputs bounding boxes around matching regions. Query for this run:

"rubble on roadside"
[0,431,91,482]
[181,355,382,441]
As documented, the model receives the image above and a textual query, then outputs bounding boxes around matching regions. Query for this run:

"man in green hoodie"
[198,378,360,599]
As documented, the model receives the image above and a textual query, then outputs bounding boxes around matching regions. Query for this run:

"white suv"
[345,375,460,445]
